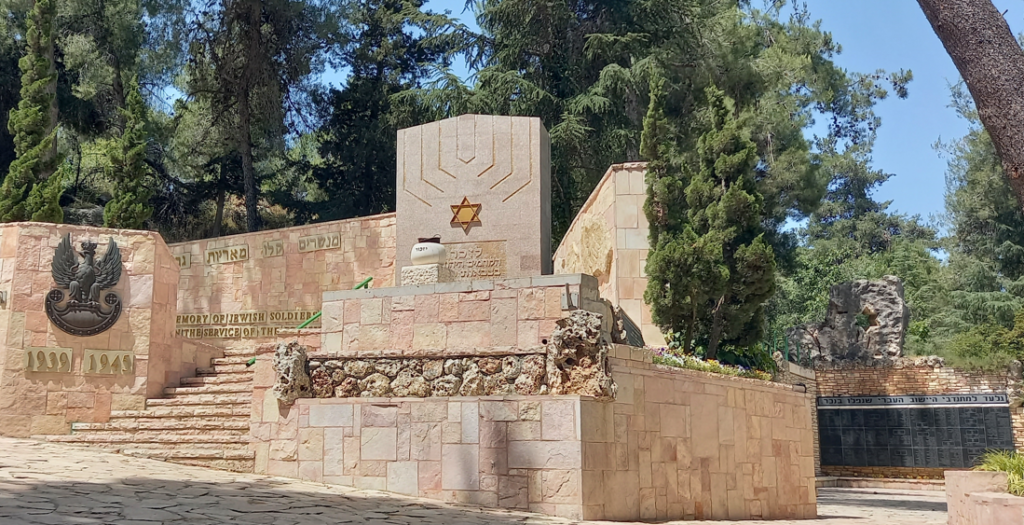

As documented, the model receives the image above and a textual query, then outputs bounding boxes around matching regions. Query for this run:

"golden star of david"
[450,197,482,232]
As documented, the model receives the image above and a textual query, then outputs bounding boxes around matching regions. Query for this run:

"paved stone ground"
[0,438,946,524]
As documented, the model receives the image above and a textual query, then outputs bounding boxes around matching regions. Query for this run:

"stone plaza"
[0,113,845,521]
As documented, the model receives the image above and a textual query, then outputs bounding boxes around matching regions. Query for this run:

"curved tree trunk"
[917,0,1024,206]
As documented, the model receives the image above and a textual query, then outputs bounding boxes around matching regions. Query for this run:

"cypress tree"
[103,76,153,229]
[644,85,776,359]
[1,0,61,223]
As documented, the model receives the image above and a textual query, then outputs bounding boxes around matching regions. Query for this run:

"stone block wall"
[601,346,816,520]
[553,162,665,347]
[946,471,1024,525]
[0,223,222,437]
[816,360,1024,478]
[250,344,816,521]
[169,214,396,352]
[317,274,611,358]
[771,360,820,475]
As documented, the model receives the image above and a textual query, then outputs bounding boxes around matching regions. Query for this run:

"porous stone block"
[400,264,455,286]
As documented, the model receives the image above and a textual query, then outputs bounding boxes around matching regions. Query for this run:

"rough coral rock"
[787,275,911,361]
[545,310,615,398]
[391,369,430,397]
[374,359,401,377]
[443,359,464,376]
[478,357,502,375]
[502,356,522,381]
[309,368,334,398]
[271,341,312,404]
[359,373,392,397]
[422,360,444,381]
[335,377,360,397]
[515,355,546,395]
[432,375,462,396]
[344,360,374,378]
[459,362,485,396]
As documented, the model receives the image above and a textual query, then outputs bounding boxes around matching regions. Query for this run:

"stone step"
[121,446,254,459]
[211,356,256,365]
[72,417,250,432]
[197,364,251,375]
[110,405,251,418]
[166,458,254,473]
[43,433,250,444]
[221,348,257,358]
[61,428,250,440]
[146,394,252,406]
[180,374,253,386]
[163,384,252,396]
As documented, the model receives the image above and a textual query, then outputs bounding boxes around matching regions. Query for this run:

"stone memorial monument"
[395,114,552,283]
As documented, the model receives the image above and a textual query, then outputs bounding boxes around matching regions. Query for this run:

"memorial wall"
[168,214,396,351]
[814,361,1024,478]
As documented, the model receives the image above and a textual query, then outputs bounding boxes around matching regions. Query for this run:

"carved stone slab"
[83,349,134,375]
[24,347,73,373]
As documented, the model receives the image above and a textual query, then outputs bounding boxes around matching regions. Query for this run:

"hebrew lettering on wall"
[83,349,134,375]
[204,245,249,264]
[24,347,73,373]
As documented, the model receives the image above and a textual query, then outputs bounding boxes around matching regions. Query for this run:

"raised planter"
[945,470,1014,525]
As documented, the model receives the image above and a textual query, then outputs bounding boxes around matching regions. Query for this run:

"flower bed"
[651,347,773,381]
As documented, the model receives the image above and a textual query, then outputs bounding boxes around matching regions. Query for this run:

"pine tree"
[644,85,776,359]
[1,0,62,223]
[103,75,153,229]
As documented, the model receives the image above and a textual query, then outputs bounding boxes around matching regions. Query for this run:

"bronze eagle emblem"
[45,234,124,336]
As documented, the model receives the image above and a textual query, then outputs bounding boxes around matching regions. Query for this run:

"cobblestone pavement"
[0,438,946,524]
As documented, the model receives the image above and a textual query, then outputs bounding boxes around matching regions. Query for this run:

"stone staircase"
[41,349,256,472]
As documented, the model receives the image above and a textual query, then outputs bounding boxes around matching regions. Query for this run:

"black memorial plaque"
[817,394,1014,469]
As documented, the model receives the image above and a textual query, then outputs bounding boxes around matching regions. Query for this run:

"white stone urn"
[411,236,447,265]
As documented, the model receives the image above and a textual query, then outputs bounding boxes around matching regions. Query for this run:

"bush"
[975,450,1024,496]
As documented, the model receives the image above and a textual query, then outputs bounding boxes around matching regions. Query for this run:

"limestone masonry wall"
[249,344,816,521]
[169,214,396,352]
[553,163,665,347]
[0,223,222,437]
[317,274,612,358]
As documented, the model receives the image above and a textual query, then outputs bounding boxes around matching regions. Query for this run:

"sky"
[324,0,1023,224]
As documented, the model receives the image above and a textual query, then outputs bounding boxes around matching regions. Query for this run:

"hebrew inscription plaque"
[175,252,192,269]
[443,240,507,280]
[818,394,1015,469]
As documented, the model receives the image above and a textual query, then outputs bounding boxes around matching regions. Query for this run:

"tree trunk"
[237,87,260,233]
[237,0,261,233]
[40,0,58,181]
[212,189,225,237]
[917,0,1024,206]
[706,295,727,359]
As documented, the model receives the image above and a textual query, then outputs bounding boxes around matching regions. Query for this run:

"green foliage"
[976,450,1024,495]
[25,160,65,222]
[295,0,459,223]
[103,75,153,229]
[644,84,776,359]
[1,0,62,223]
